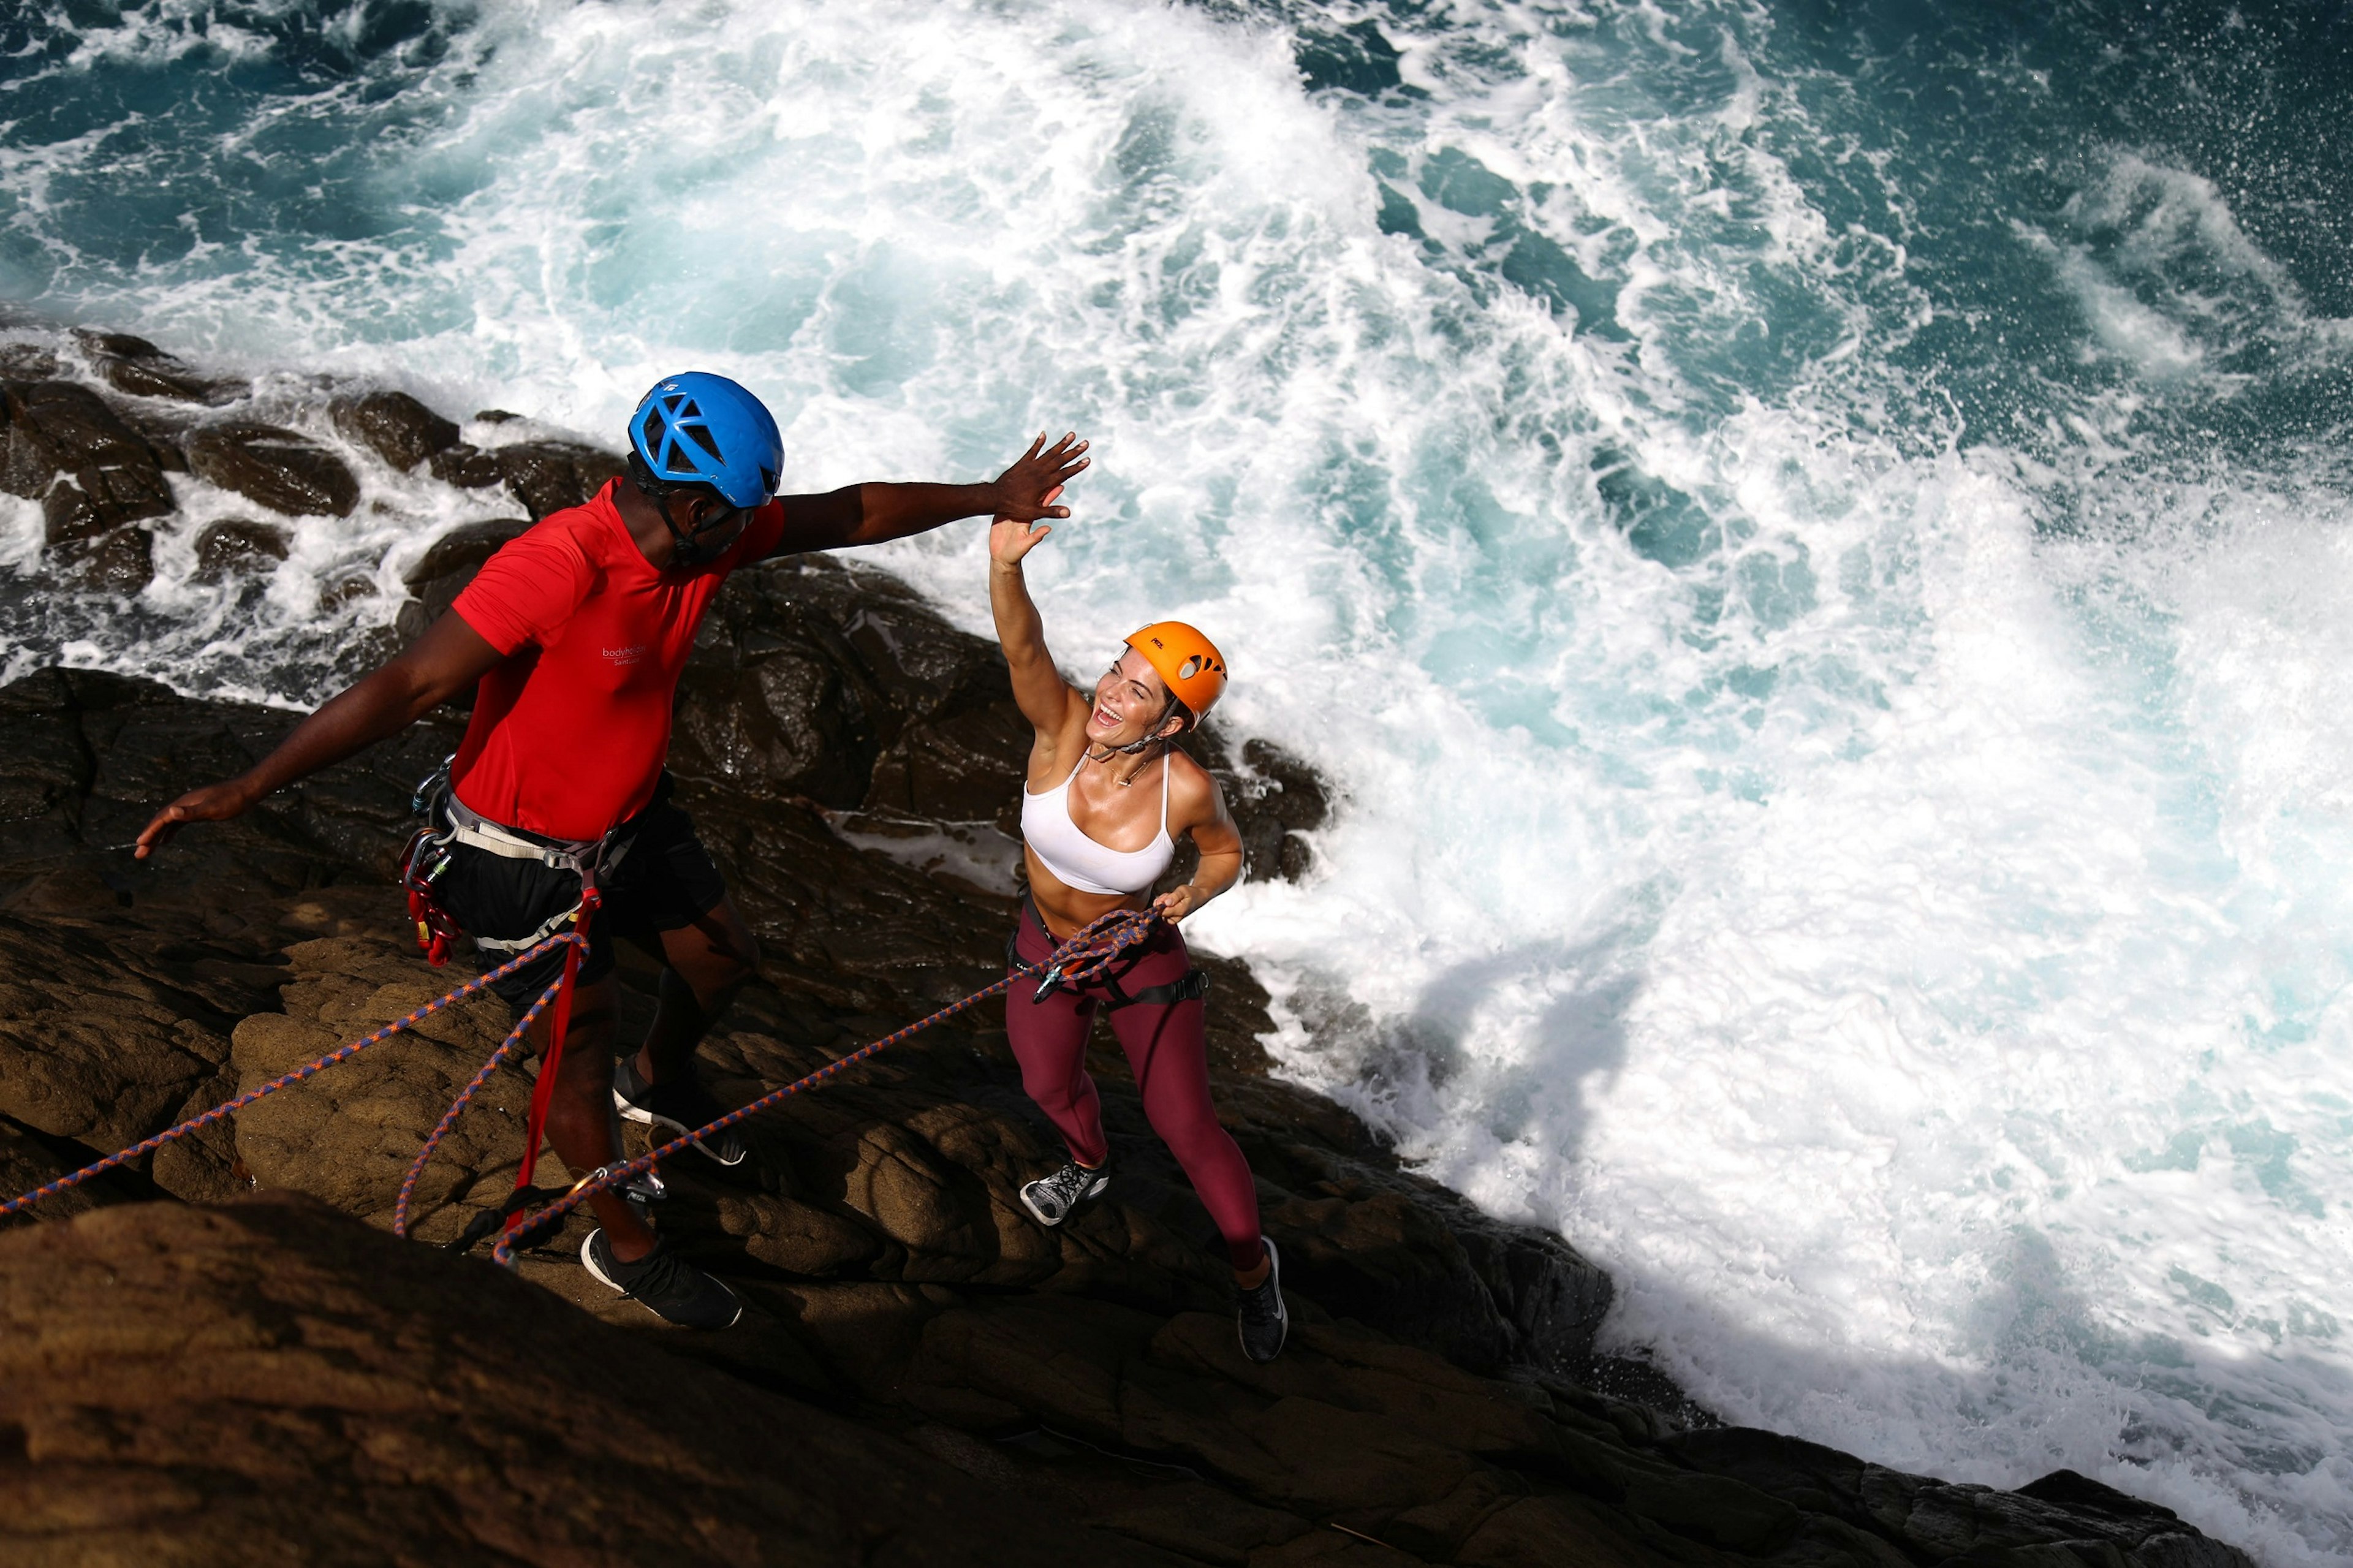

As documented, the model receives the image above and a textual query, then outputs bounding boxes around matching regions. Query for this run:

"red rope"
[509,888,599,1233]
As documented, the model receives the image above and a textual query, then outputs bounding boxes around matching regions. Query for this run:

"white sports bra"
[1020,752,1176,896]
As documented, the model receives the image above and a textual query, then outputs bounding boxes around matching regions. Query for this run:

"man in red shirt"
[137,373,1089,1328]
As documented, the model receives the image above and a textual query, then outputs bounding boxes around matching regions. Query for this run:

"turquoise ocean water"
[6,2,2353,1557]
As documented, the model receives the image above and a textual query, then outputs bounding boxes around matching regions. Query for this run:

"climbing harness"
[403,757,634,967]
[1,904,1164,1271]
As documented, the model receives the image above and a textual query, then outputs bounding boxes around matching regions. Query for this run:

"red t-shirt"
[447,480,786,839]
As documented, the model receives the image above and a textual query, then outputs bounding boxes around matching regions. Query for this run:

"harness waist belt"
[442,792,602,873]
[1007,923,1208,1010]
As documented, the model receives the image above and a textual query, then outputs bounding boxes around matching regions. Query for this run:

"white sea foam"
[5,1,2352,1559]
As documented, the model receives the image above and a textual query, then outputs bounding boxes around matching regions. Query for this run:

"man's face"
[666,493,749,567]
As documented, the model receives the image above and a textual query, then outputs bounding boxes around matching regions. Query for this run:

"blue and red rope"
[2,907,1161,1264]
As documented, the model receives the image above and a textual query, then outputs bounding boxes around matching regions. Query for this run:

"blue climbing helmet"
[626,372,784,509]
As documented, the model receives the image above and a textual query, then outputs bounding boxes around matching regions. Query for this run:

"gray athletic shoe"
[612,1055,748,1167]
[582,1228,743,1330]
[1237,1237,1289,1363]
[1020,1159,1109,1226]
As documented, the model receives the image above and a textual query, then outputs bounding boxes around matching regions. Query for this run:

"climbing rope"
[1,904,1162,1268]
[0,933,578,1219]
[482,904,1160,1267]
[389,967,567,1241]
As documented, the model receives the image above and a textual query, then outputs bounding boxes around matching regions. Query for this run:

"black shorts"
[433,774,730,1009]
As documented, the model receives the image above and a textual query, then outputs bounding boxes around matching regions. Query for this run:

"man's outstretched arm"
[765,432,1089,556]
[134,612,507,859]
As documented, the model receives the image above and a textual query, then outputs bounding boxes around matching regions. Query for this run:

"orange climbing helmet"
[1124,621,1227,720]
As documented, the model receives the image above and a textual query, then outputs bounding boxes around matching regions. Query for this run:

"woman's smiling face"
[1088,648,1176,745]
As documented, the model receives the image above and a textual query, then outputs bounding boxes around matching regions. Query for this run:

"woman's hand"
[990,495,1060,567]
[1153,883,1211,923]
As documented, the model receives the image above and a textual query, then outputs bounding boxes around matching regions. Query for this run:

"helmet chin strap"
[666,516,719,567]
[662,496,744,568]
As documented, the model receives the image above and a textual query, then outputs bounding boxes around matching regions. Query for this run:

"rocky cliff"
[0,330,2257,1567]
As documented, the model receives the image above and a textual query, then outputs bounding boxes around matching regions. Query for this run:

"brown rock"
[75,329,244,406]
[496,439,625,518]
[330,388,461,471]
[0,912,249,1153]
[53,525,154,594]
[229,937,533,1238]
[0,664,460,931]
[184,420,361,518]
[0,342,59,378]
[426,440,505,488]
[402,517,531,591]
[0,1112,121,1231]
[192,517,291,581]
[0,379,175,543]
[0,1195,1183,1567]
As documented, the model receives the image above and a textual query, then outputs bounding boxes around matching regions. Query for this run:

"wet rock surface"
[330,387,462,471]
[184,420,362,518]
[1,377,176,547]
[494,437,627,519]
[0,547,2259,1566]
[192,517,292,581]
[74,328,245,407]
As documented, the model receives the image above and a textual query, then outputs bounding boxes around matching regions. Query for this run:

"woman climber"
[986,472,1286,1363]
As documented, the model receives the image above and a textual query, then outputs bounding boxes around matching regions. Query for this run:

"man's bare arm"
[765,433,1089,556]
[134,613,506,859]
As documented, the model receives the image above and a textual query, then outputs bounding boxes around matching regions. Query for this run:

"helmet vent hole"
[684,425,724,462]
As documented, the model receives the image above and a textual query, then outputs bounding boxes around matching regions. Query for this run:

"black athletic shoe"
[1019,1159,1109,1226]
[612,1056,748,1167]
[1237,1237,1289,1363]
[582,1229,744,1330]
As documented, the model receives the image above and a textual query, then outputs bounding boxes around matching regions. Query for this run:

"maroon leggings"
[1007,903,1265,1271]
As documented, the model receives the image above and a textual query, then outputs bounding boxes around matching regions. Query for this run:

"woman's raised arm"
[989,507,1091,739]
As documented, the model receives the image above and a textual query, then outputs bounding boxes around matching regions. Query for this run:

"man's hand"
[132,613,502,862]
[1153,884,1211,923]
[135,779,259,860]
[992,433,1089,523]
